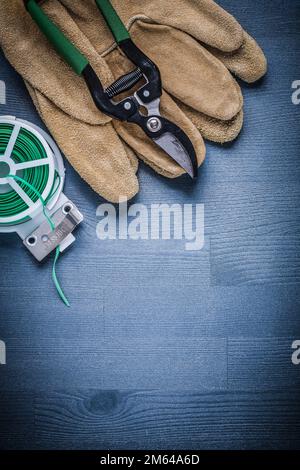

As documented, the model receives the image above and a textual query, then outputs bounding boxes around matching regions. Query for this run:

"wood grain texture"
[0,337,227,391]
[228,338,300,390]
[0,0,300,450]
[1,389,299,450]
[26,390,300,450]
[0,392,35,450]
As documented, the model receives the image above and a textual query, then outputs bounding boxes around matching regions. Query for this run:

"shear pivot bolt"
[124,102,132,110]
[147,117,162,133]
[143,90,150,98]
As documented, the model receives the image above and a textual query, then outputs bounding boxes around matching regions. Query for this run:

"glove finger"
[26,83,139,202]
[59,0,243,53]
[0,0,112,125]
[206,31,267,83]
[176,100,244,143]
[114,91,206,179]
[47,1,266,85]
[119,140,139,174]
[146,0,267,83]
[129,21,243,121]
[147,0,244,52]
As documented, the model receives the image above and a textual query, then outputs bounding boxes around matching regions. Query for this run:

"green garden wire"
[0,124,49,221]
[0,122,70,307]
[8,174,70,308]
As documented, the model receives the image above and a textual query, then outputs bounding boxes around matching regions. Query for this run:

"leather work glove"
[0,0,267,202]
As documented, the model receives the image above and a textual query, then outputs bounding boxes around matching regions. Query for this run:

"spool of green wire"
[0,123,53,224]
[0,118,69,306]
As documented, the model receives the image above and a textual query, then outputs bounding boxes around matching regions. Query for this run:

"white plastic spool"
[0,116,66,239]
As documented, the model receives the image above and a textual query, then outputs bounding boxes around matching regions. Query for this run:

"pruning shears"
[24,0,198,178]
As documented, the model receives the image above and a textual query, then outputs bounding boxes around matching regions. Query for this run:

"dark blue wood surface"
[0,0,300,450]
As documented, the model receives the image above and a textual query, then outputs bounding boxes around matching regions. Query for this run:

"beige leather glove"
[0,0,267,202]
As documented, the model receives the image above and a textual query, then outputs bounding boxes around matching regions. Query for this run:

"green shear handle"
[26,0,88,75]
[26,0,130,75]
[95,0,130,44]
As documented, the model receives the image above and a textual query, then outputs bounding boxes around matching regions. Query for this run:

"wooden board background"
[0,0,300,450]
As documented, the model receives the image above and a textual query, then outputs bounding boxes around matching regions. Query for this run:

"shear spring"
[105,67,143,98]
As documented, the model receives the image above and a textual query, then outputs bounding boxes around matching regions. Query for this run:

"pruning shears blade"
[153,132,197,178]
[141,113,198,178]
[132,96,198,178]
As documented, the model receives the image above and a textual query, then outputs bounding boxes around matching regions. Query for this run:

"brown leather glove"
[0,0,267,202]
